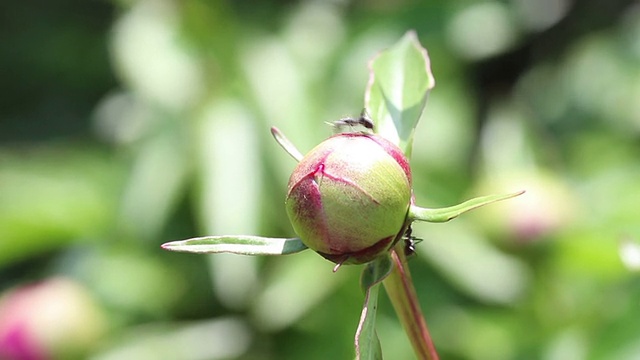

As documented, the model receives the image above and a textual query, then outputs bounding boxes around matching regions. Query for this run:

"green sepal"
[409,191,525,223]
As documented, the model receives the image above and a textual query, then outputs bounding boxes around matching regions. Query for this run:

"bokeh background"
[1,0,640,359]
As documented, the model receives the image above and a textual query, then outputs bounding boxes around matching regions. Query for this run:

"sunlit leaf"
[161,235,308,255]
[365,30,435,157]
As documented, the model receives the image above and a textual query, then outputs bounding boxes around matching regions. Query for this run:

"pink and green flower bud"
[285,133,412,265]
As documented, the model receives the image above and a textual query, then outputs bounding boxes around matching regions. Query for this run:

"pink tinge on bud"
[286,133,412,265]
[363,134,412,183]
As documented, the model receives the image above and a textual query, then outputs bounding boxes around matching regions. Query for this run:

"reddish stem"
[382,243,439,360]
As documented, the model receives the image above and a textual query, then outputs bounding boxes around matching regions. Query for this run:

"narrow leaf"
[365,30,435,156]
[355,284,383,360]
[409,191,525,223]
[161,235,308,255]
[355,256,391,360]
[271,126,304,162]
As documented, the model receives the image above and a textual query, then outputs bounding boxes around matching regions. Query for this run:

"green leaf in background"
[161,235,308,255]
[409,191,525,223]
[355,255,392,360]
[365,30,436,157]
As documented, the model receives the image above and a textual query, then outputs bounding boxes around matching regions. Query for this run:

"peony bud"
[285,132,412,265]
[0,278,106,360]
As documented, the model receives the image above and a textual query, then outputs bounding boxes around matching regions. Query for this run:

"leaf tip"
[271,126,303,162]
[403,29,419,42]
[161,240,187,252]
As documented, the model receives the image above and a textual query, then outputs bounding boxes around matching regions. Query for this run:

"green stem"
[382,242,439,360]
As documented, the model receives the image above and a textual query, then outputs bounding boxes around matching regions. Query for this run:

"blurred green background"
[1,0,640,359]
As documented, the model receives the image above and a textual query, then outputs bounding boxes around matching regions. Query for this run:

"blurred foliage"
[1,0,640,359]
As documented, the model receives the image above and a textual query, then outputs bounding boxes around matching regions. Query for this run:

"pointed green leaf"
[354,256,392,360]
[161,235,308,255]
[365,30,435,156]
[409,191,525,223]
[355,283,383,360]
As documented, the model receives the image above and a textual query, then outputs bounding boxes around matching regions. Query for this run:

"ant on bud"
[403,225,423,257]
[327,109,375,134]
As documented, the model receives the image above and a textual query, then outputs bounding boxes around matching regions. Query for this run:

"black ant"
[403,225,423,257]
[328,110,375,134]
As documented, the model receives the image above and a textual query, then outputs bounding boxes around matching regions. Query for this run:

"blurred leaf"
[161,235,307,255]
[70,248,186,317]
[92,317,252,360]
[196,100,264,309]
[118,120,191,241]
[0,147,122,266]
[365,30,435,157]
[415,223,530,304]
[355,256,391,360]
[251,251,353,332]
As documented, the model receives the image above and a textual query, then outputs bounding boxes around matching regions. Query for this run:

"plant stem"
[382,242,439,360]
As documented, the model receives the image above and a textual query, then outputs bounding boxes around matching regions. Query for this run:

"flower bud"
[285,133,412,265]
[0,278,106,360]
